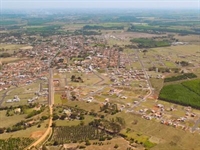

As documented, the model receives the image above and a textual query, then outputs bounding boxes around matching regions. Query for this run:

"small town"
[0,1,200,150]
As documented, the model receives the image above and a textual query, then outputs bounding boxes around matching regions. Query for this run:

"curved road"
[27,106,53,149]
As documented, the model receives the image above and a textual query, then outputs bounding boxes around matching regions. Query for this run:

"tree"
[0,128,4,134]
[114,144,119,149]
[51,122,56,127]
[80,121,85,126]
[52,114,59,120]
[85,139,91,146]
[42,145,48,150]
[71,75,76,81]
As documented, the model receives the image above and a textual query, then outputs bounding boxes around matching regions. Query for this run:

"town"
[0,6,200,150]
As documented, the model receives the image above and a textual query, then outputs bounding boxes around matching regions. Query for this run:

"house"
[14,108,21,114]
[63,109,72,117]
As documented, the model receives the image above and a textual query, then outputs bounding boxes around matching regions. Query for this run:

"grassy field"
[0,120,49,139]
[0,110,26,128]
[150,78,164,95]
[2,80,45,107]
[110,112,200,150]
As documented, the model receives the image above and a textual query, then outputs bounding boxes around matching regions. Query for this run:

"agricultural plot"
[181,79,200,95]
[0,44,26,51]
[130,38,170,48]
[164,73,197,82]
[159,80,200,109]
[0,137,33,150]
[50,125,108,144]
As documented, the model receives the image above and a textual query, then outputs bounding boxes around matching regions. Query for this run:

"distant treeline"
[83,25,124,30]
[25,25,61,37]
[74,30,101,35]
[128,25,199,35]
[164,73,197,82]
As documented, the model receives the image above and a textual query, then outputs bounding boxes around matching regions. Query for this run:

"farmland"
[49,125,108,145]
[159,79,200,109]
[164,73,197,82]
[181,79,200,95]
[0,137,33,150]
[130,38,170,48]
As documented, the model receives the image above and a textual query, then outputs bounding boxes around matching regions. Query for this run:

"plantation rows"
[51,125,107,144]
[181,79,200,96]
[164,73,197,82]
[159,83,200,109]
[0,137,33,150]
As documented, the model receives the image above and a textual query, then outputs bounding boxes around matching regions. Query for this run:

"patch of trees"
[83,25,124,30]
[148,67,171,73]
[50,125,109,145]
[130,38,170,48]
[0,52,11,58]
[128,25,199,35]
[175,61,189,67]
[0,138,34,150]
[53,106,88,121]
[164,73,197,82]
[71,75,83,83]
[89,117,126,134]
[26,105,46,118]
[100,103,119,115]
[159,83,200,109]
[74,30,101,35]
[124,45,138,49]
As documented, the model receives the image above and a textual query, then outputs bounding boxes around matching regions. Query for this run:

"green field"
[181,79,200,95]
[130,38,170,48]
[159,79,200,109]
[0,137,33,150]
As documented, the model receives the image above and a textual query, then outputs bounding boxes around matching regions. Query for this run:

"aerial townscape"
[0,0,200,150]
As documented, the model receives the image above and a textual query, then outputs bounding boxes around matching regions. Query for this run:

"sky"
[1,0,199,9]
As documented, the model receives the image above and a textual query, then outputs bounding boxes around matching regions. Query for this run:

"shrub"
[114,144,119,149]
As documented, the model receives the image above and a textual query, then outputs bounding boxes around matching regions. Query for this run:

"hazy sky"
[1,0,199,9]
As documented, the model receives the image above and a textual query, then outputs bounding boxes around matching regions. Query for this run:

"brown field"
[0,44,26,51]
[0,57,26,63]
[174,34,200,45]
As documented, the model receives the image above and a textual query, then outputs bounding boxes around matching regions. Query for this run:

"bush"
[53,141,59,146]
[114,144,119,149]
[85,140,91,146]
[0,128,4,134]
[41,115,48,120]
[79,145,86,149]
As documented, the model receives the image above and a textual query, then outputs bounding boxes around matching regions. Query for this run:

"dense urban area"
[0,8,200,150]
